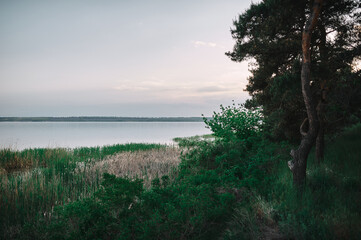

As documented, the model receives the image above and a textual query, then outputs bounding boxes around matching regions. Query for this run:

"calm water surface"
[0,122,211,150]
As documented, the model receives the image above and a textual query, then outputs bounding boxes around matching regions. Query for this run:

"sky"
[0,0,254,117]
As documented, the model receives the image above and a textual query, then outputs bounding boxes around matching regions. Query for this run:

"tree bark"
[288,0,323,188]
[316,100,325,162]
[316,22,328,163]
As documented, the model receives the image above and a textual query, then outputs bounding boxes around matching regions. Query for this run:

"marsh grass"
[173,134,215,147]
[0,143,170,239]
[85,147,181,187]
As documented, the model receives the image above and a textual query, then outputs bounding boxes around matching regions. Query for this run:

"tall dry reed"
[80,147,181,187]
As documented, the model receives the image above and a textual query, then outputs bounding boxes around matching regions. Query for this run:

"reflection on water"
[0,122,210,150]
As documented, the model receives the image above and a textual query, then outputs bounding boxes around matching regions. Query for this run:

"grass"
[173,134,215,147]
[0,143,169,239]
[287,124,361,239]
[78,147,181,187]
[173,134,214,142]
[223,123,361,239]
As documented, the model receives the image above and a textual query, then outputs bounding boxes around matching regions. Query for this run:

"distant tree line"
[0,117,206,122]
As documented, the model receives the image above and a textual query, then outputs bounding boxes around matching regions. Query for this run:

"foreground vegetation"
[1,105,360,239]
[0,143,171,239]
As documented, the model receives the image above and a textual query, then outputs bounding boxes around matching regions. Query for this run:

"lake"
[0,122,211,150]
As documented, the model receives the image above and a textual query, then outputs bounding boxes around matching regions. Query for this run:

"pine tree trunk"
[316,22,328,163]
[288,0,323,189]
[316,100,325,163]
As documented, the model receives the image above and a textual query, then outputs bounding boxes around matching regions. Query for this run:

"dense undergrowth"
[1,105,360,239]
[0,143,166,239]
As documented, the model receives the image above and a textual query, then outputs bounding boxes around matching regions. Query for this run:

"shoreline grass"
[0,143,172,238]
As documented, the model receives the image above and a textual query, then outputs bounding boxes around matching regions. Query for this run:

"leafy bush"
[204,102,262,144]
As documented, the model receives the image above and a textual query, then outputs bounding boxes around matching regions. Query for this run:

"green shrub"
[204,102,262,144]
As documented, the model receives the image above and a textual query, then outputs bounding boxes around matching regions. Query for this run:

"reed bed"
[0,143,175,238]
[83,147,181,187]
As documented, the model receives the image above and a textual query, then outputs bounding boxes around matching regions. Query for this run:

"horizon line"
[0,116,211,123]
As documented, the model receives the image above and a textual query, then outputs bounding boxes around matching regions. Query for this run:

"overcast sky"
[0,0,254,117]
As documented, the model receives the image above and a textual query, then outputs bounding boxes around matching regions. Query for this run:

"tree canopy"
[227,0,361,142]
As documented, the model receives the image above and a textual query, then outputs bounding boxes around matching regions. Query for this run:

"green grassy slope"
[225,123,361,239]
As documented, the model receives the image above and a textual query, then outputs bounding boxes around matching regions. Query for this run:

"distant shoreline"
[0,117,207,122]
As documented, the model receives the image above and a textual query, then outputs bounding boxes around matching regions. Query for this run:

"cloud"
[191,40,220,48]
[196,86,225,93]
[112,79,168,92]
[112,79,244,103]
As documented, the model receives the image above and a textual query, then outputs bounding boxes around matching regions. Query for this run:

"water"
[0,122,211,150]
